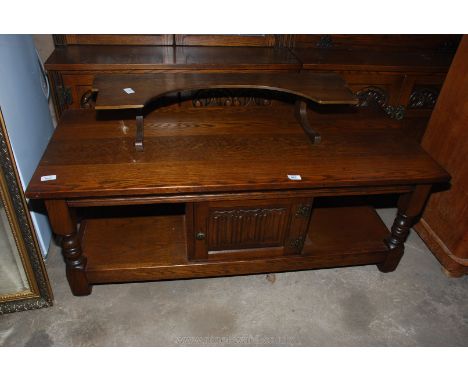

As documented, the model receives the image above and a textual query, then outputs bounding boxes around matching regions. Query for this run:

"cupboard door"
[190,198,312,261]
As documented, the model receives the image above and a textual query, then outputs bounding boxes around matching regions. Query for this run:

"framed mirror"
[0,108,52,314]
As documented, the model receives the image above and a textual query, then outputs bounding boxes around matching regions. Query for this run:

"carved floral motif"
[408,87,439,109]
[355,86,405,120]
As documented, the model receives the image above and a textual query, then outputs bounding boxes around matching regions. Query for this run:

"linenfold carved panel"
[207,207,289,250]
[192,89,272,107]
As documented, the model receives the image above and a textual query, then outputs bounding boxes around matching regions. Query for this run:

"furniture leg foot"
[45,200,92,296]
[66,268,92,296]
[377,248,404,273]
[378,212,412,272]
[378,185,431,273]
[62,233,92,296]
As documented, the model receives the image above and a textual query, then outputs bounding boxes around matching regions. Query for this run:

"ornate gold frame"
[0,107,53,314]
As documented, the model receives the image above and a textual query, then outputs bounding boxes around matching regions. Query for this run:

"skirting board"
[415,218,468,277]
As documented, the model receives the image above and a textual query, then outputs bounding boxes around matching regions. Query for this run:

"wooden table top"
[93,72,358,110]
[26,106,449,200]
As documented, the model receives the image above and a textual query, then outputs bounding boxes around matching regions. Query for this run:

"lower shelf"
[83,205,391,284]
[303,206,390,256]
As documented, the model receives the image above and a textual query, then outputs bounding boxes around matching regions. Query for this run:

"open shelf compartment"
[81,202,391,284]
[303,205,390,257]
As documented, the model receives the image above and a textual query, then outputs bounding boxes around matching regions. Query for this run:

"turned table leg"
[378,184,432,273]
[45,199,92,296]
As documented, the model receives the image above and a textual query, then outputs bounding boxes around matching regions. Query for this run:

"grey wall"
[0,35,55,255]
[33,34,57,127]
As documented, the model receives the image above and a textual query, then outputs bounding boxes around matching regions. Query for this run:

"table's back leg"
[45,199,92,296]
[378,184,432,272]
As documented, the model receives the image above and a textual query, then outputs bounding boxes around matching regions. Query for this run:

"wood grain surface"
[26,106,449,200]
[82,205,389,284]
[45,46,300,71]
[93,72,357,110]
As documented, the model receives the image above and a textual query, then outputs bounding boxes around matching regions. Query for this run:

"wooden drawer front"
[190,198,312,261]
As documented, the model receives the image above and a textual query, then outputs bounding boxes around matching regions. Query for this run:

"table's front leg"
[378,184,432,272]
[45,199,92,296]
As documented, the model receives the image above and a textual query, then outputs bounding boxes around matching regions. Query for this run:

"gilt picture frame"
[0,107,53,314]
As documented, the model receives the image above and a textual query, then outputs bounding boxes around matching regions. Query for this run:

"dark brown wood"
[26,107,449,200]
[44,35,456,142]
[45,45,175,71]
[414,36,468,277]
[65,185,414,208]
[61,34,173,46]
[93,72,357,110]
[53,34,461,52]
[93,72,355,149]
[45,45,300,117]
[81,206,388,285]
[135,114,144,151]
[28,44,453,294]
[292,34,461,53]
[295,100,321,144]
[45,46,299,72]
[303,206,389,256]
[190,198,312,261]
[378,184,432,272]
[83,215,187,273]
[173,46,300,70]
[192,200,291,261]
[294,49,454,73]
[174,34,277,47]
[285,198,314,255]
[87,250,388,285]
[45,200,91,295]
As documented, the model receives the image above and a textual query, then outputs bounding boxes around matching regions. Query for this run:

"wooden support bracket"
[295,99,321,144]
[135,115,144,151]
[92,72,358,150]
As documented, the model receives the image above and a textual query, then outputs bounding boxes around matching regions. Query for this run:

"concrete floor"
[1,209,467,346]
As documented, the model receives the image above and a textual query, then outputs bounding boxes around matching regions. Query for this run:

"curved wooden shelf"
[93,72,357,151]
[93,72,358,110]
